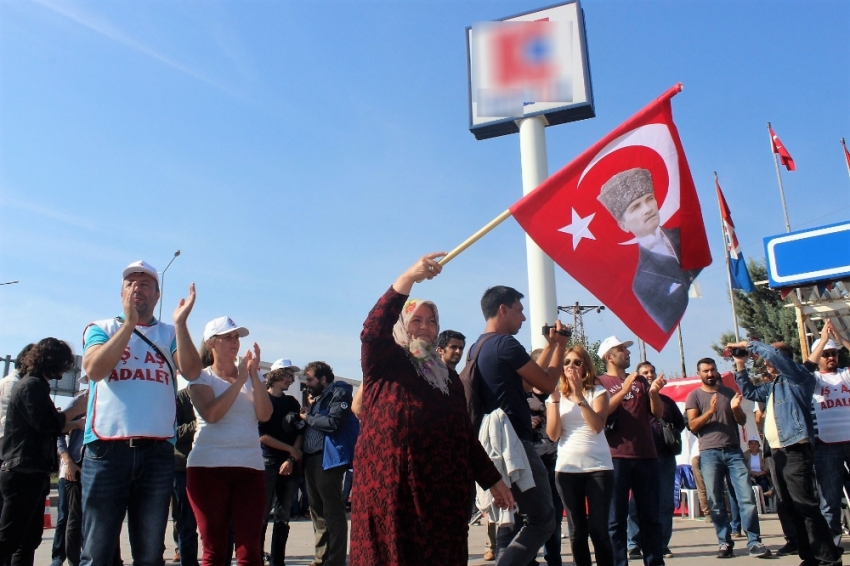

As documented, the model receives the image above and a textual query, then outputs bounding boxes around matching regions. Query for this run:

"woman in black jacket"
[0,338,87,566]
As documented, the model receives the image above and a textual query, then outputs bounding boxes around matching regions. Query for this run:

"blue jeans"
[814,441,850,543]
[52,478,69,564]
[726,472,741,534]
[609,458,662,566]
[495,440,556,565]
[80,440,175,566]
[173,471,199,566]
[627,455,676,552]
[699,448,761,549]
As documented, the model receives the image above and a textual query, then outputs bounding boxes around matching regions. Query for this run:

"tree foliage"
[714,260,801,360]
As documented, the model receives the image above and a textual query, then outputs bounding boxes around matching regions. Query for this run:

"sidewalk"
[36,510,842,565]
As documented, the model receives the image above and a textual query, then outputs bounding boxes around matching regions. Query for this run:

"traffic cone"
[43,497,52,528]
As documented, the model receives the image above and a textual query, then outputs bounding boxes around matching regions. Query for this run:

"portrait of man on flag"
[510,84,712,351]
[597,167,700,332]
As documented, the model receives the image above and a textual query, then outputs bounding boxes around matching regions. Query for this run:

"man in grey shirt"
[685,358,769,559]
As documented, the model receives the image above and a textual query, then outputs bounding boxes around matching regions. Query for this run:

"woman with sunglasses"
[545,345,613,566]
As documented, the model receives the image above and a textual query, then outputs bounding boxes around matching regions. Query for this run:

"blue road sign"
[764,221,850,288]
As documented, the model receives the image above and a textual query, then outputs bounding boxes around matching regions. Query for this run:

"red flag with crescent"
[509,84,711,351]
[769,126,796,171]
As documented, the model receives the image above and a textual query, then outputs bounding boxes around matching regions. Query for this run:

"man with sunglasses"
[810,320,850,546]
[596,336,667,566]
[728,326,842,566]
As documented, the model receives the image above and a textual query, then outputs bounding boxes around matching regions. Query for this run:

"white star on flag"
[558,208,596,250]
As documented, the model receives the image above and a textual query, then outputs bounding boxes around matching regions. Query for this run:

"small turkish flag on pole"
[769,125,796,171]
[842,138,850,183]
[509,83,712,351]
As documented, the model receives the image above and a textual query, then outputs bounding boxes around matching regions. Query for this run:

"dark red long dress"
[349,287,502,566]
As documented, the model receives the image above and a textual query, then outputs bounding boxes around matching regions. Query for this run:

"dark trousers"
[557,470,614,566]
[173,471,199,566]
[539,452,563,566]
[303,454,347,566]
[609,458,662,566]
[766,455,798,545]
[64,480,82,566]
[772,443,841,564]
[495,440,556,565]
[0,470,50,566]
[52,478,69,564]
[262,459,298,566]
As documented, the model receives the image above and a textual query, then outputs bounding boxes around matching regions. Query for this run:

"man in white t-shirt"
[79,260,202,566]
[811,320,850,545]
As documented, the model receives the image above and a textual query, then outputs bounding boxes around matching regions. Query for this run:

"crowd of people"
[0,255,847,566]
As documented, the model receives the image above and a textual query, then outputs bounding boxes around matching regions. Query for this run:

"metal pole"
[158,250,181,321]
[518,116,557,350]
[638,339,647,363]
[716,173,741,342]
[842,138,850,186]
[677,324,686,377]
[768,122,792,233]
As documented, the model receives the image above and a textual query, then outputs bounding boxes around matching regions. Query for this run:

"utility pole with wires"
[557,302,605,345]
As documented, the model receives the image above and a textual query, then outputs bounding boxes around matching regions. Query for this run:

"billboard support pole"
[519,116,557,350]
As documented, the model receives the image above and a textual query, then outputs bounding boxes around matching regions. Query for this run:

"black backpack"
[458,333,498,433]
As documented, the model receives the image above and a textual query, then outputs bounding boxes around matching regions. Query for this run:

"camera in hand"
[542,324,572,338]
[724,347,748,358]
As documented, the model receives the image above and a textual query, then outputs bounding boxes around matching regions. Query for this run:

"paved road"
[36,509,845,565]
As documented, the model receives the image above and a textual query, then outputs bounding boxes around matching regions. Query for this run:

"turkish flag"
[510,84,712,351]
[769,126,796,171]
[843,140,850,171]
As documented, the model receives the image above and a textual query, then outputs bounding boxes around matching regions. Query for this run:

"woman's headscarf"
[392,298,451,395]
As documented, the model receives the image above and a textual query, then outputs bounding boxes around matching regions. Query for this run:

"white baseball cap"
[270,358,301,373]
[597,336,634,359]
[122,260,159,284]
[812,338,841,352]
[203,316,250,341]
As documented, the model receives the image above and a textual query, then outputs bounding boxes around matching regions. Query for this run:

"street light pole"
[158,250,181,321]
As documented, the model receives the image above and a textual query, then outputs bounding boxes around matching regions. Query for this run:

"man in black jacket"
[626,362,685,559]
[299,362,355,566]
[0,338,87,564]
[173,386,198,566]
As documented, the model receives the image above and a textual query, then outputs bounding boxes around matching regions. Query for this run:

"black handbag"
[657,416,682,455]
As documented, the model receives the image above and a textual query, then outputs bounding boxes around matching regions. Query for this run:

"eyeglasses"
[564,359,584,367]
[823,351,840,358]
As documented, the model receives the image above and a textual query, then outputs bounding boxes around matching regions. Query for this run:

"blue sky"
[1,0,848,381]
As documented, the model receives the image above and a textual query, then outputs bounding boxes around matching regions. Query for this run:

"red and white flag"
[842,138,850,172]
[510,84,711,351]
[769,125,796,171]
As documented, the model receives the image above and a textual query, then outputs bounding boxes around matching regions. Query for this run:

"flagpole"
[438,209,512,266]
[677,324,686,377]
[768,122,792,233]
[716,172,741,342]
[842,138,850,185]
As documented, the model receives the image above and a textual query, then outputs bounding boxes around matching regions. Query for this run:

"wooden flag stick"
[438,209,513,266]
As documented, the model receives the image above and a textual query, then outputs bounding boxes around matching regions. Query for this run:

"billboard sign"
[466,0,594,140]
[764,221,850,288]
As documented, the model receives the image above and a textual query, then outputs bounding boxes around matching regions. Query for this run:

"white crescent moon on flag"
[578,123,680,245]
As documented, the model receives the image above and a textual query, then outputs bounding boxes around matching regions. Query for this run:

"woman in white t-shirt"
[545,345,613,566]
[187,316,272,566]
